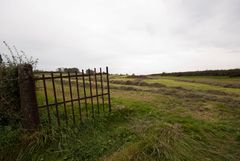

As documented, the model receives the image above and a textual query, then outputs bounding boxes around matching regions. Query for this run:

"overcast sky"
[0,0,240,74]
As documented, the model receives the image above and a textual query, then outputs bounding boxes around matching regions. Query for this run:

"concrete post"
[18,64,39,129]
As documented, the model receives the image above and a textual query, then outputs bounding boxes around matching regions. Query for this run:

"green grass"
[158,76,240,88]
[1,75,240,161]
[145,78,240,95]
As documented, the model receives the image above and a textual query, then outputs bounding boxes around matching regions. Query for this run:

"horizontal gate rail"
[37,93,109,109]
[34,73,104,80]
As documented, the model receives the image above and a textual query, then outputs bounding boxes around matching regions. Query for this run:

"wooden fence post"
[18,64,40,129]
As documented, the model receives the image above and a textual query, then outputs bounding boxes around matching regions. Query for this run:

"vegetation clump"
[0,41,38,127]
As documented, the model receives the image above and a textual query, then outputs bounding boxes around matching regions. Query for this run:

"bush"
[0,65,20,127]
[0,41,38,127]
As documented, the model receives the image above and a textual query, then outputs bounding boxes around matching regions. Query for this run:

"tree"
[63,67,79,73]
[85,69,94,74]
[56,67,64,72]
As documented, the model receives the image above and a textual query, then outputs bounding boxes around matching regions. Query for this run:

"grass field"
[1,75,240,161]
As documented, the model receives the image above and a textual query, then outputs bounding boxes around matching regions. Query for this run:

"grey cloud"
[0,0,239,74]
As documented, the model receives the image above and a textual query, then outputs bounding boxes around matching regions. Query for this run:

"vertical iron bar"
[94,68,100,114]
[106,67,111,112]
[75,71,82,122]
[82,70,88,117]
[68,72,76,124]
[51,72,60,126]
[42,74,51,125]
[60,72,68,125]
[88,69,94,118]
[100,68,105,112]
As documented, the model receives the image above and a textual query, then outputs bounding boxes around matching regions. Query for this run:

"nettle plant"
[0,41,38,127]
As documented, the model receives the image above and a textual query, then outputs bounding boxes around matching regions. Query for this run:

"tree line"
[56,67,94,74]
[150,69,240,77]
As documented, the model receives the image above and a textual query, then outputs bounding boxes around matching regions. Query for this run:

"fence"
[34,67,111,127]
[0,64,111,129]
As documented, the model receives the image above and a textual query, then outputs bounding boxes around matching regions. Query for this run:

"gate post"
[18,64,40,129]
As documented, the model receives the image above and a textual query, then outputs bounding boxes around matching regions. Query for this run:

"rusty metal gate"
[34,67,111,127]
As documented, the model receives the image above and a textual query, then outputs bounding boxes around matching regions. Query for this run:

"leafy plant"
[0,41,38,127]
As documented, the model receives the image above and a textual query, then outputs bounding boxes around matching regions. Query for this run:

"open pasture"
[1,75,240,161]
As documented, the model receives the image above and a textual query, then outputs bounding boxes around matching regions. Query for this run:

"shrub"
[0,41,38,127]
